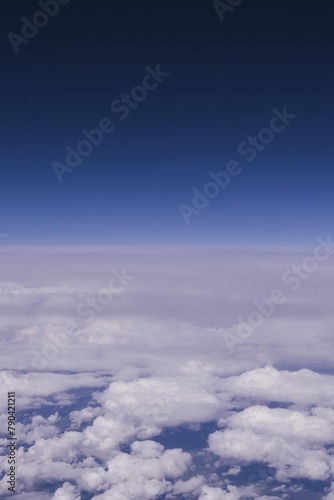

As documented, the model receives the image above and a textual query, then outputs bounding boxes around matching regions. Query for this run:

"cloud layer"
[0,246,333,498]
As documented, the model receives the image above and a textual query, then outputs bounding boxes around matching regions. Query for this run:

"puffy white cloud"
[198,484,258,500]
[323,483,334,499]
[219,364,334,409]
[90,440,191,499]
[81,375,223,454]
[53,482,80,499]
[0,371,107,412]
[209,405,334,481]
[70,406,103,429]
[171,475,205,496]
[18,413,60,444]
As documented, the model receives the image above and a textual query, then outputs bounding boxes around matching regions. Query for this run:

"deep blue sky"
[1,0,333,246]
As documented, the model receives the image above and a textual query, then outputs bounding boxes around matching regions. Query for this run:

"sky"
[1,0,333,246]
[1,2,334,500]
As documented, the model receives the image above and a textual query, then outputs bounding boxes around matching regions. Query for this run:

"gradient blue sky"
[1,0,333,246]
